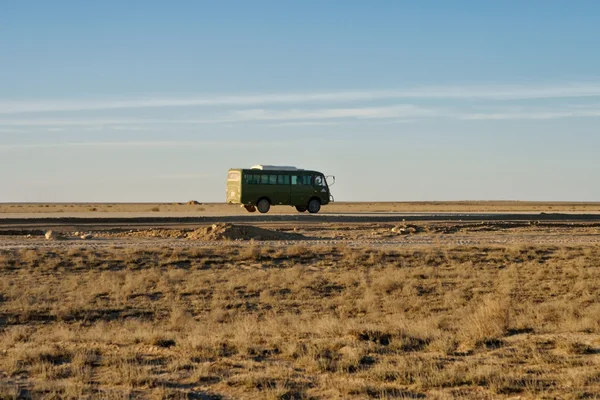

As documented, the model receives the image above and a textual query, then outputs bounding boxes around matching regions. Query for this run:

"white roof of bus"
[251,165,303,171]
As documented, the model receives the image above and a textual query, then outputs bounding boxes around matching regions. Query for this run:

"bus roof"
[251,165,303,171]
[229,166,323,174]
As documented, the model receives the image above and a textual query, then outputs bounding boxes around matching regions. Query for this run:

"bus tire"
[295,206,307,212]
[257,198,271,214]
[244,205,256,213]
[307,198,321,214]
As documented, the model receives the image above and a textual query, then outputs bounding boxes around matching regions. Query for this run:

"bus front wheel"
[307,198,321,214]
[257,198,271,214]
[295,206,307,212]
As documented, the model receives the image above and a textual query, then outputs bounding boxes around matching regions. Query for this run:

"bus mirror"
[326,175,336,186]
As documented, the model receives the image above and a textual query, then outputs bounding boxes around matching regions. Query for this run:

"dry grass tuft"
[1,244,599,398]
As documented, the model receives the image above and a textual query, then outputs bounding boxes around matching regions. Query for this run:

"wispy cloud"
[0,141,197,150]
[238,103,600,122]
[3,118,232,127]
[0,140,300,151]
[0,128,25,133]
[459,108,600,120]
[3,83,600,114]
[233,104,439,121]
[265,121,345,127]
[0,105,437,127]
[2,102,600,130]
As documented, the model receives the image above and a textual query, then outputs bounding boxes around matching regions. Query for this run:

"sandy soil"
[2,201,600,215]
[2,220,600,250]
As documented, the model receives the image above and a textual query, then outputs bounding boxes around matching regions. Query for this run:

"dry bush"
[459,296,511,347]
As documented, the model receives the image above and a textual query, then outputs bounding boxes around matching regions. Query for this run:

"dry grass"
[1,244,600,398]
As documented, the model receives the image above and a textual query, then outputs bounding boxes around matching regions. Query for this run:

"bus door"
[272,174,290,205]
[290,175,312,205]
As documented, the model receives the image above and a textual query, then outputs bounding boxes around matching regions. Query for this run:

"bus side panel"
[245,183,287,205]
[239,170,258,205]
[238,170,333,207]
[241,173,292,206]
[240,182,260,205]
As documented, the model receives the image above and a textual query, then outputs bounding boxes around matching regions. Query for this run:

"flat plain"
[1,202,600,399]
[2,201,600,216]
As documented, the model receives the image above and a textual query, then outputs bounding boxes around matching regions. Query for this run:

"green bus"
[226,165,334,213]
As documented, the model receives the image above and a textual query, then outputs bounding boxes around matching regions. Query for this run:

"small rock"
[45,230,57,240]
[80,233,93,240]
[26,234,32,238]
[73,231,80,236]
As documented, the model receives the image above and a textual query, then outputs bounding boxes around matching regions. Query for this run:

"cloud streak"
[0,140,289,150]
[3,83,600,114]
[2,103,600,131]
[0,105,438,127]
[460,109,600,120]
[233,104,439,121]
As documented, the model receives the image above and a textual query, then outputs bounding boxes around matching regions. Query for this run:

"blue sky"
[2,1,600,202]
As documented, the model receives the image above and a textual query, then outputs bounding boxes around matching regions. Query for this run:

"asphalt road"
[2,212,600,231]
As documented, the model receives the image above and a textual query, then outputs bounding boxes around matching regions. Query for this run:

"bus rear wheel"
[307,198,321,214]
[257,198,271,214]
[244,205,256,213]
[295,206,307,212]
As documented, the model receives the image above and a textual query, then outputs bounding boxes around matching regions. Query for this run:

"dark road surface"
[2,212,600,231]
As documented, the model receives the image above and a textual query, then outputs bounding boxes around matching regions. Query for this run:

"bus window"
[260,174,269,184]
[292,175,305,185]
[278,175,290,185]
[269,175,277,185]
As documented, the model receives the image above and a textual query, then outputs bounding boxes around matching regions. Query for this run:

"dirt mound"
[186,200,201,205]
[187,223,306,241]
[101,224,306,241]
[117,229,186,239]
[390,224,426,235]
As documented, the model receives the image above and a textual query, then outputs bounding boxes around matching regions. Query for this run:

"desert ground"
[1,202,600,399]
[2,201,600,217]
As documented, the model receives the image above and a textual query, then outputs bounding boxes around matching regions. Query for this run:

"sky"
[2,0,600,202]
